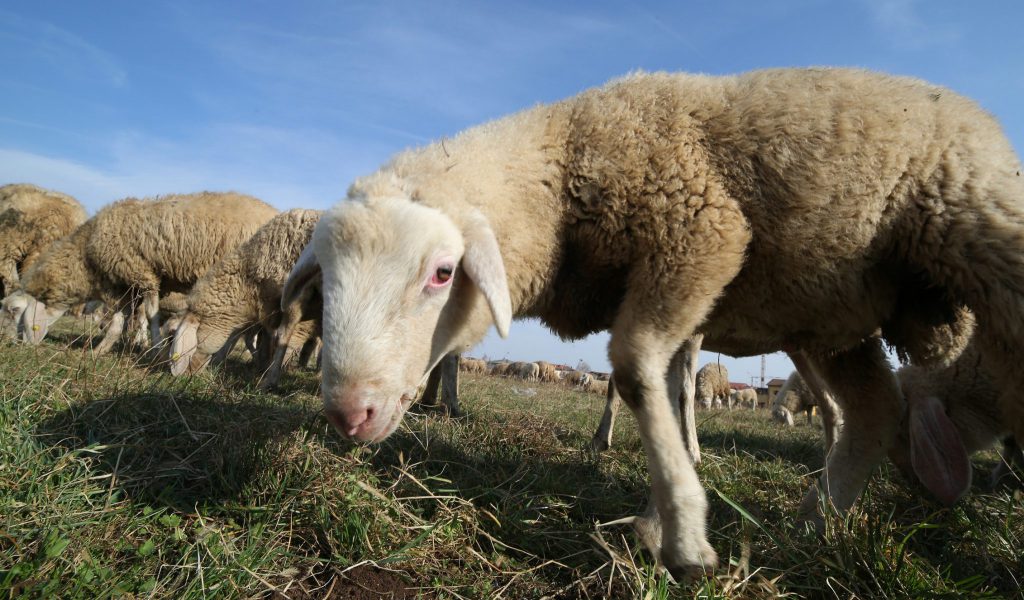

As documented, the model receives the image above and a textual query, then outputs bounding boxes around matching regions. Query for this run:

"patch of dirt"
[269,564,431,600]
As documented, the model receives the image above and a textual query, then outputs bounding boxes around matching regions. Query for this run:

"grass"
[1,317,1021,599]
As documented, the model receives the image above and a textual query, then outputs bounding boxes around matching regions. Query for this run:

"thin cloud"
[0,9,128,88]
[862,0,961,49]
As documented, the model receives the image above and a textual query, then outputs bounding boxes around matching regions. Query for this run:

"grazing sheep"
[282,68,1024,577]
[459,357,488,374]
[771,371,818,426]
[889,340,1022,505]
[0,184,87,300]
[536,360,559,383]
[13,192,277,354]
[731,388,758,410]
[563,369,593,390]
[590,379,609,396]
[489,361,511,377]
[168,209,322,385]
[695,363,729,409]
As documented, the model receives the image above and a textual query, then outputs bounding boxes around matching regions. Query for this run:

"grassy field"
[1,318,1021,599]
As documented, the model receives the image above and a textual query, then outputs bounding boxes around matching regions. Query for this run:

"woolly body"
[292,68,1024,577]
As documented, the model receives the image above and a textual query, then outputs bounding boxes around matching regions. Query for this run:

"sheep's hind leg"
[797,339,902,522]
[93,309,126,355]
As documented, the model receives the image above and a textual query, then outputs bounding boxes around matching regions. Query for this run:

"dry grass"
[1,318,1021,598]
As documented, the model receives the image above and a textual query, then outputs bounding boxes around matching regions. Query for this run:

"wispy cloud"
[862,0,961,49]
[0,9,127,88]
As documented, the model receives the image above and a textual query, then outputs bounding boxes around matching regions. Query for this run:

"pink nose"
[323,389,377,438]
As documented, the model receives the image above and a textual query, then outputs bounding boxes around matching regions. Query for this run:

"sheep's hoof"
[663,544,717,582]
[590,435,610,453]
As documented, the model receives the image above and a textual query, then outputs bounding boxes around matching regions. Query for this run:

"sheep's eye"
[429,264,454,287]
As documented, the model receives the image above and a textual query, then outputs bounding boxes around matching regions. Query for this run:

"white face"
[1,293,65,343]
[298,196,511,443]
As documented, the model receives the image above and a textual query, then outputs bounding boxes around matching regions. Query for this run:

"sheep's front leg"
[143,291,161,348]
[94,309,126,355]
[791,351,844,454]
[797,339,902,519]
[592,334,702,462]
[611,329,717,579]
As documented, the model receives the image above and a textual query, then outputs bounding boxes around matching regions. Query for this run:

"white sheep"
[168,209,322,386]
[695,363,729,409]
[10,192,277,354]
[282,68,1024,578]
[730,388,758,410]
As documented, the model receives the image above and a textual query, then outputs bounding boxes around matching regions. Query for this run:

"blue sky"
[2,1,1021,381]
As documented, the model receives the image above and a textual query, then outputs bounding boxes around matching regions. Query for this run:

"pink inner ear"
[909,394,972,506]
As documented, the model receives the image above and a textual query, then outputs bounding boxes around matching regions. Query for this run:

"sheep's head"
[283,195,511,442]
[168,313,220,376]
[2,292,65,343]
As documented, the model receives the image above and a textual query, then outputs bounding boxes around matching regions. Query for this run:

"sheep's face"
[5,293,66,343]
[288,196,511,443]
[169,314,215,376]
[0,293,24,339]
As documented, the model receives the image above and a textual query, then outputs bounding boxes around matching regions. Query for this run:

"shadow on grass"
[34,388,314,510]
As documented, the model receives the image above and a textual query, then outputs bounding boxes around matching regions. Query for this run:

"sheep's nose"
[323,390,376,438]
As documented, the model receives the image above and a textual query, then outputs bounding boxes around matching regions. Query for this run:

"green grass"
[1,318,1021,598]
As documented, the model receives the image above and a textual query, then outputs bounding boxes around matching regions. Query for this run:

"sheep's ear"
[460,211,512,338]
[908,394,971,506]
[170,318,199,376]
[282,243,321,311]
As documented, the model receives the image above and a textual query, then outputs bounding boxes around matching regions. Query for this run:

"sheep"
[695,363,729,409]
[168,209,322,386]
[771,371,819,426]
[536,361,559,383]
[459,357,488,374]
[731,388,758,410]
[889,340,1023,505]
[0,184,87,301]
[563,369,593,390]
[281,68,1024,578]
[589,379,609,396]
[11,192,277,354]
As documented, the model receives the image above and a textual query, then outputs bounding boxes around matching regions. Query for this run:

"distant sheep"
[12,192,277,354]
[695,364,729,409]
[730,388,758,410]
[0,184,86,300]
[536,360,559,383]
[283,68,1024,577]
[459,357,488,374]
[169,209,322,386]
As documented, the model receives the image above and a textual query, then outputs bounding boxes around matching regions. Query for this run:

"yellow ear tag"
[32,325,39,331]
[171,353,180,360]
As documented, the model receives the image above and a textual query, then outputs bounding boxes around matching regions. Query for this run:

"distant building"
[766,377,788,405]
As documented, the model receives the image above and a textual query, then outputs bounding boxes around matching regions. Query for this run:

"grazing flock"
[3,67,1024,581]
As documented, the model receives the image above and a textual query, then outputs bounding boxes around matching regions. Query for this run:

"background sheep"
[0,184,86,300]
[284,68,1024,577]
[695,363,729,409]
[14,192,278,354]
[730,387,758,410]
[536,361,559,383]
[458,357,488,374]
[771,371,817,426]
[168,209,322,386]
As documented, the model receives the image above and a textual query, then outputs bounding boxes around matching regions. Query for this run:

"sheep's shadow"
[34,389,312,510]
